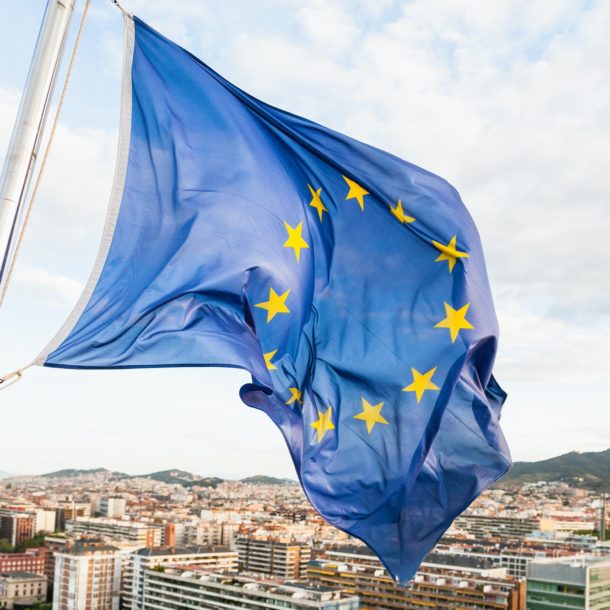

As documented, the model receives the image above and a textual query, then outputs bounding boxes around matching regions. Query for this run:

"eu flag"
[36,15,510,582]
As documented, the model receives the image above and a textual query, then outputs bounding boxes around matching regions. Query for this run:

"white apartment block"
[121,546,238,610]
[34,509,57,534]
[53,544,121,610]
[66,518,162,547]
[185,521,239,548]
[139,568,359,610]
[99,498,126,520]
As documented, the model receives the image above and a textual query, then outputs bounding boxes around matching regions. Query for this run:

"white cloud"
[199,0,610,386]
[12,263,83,307]
[298,1,361,55]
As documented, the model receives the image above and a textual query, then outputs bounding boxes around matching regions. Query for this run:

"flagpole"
[0,0,76,299]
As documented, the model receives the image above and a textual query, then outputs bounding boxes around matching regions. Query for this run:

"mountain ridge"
[240,475,298,486]
[139,469,224,488]
[501,448,610,490]
[5,449,608,489]
[22,468,296,487]
[41,468,128,479]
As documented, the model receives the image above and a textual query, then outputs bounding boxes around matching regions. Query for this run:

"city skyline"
[1,0,609,477]
[3,442,610,480]
[1,469,609,609]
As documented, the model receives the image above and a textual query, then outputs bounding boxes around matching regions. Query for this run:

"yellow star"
[432,235,469,272]
[353,397,388,434]
[286,387,302,405]
[343,175,368,211]
[308,184,328,222]
[255,288,291,323]
[283,221,310,262]
[311,406,335,443]
[402,367,439,403]
[263,349,278,370]
[434,302,473,343]
[390,199,415,224]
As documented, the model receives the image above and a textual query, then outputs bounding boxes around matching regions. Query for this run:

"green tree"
[15,534,46,553]
[0,538,14,552]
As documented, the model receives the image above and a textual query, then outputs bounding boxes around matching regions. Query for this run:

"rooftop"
[61,542,118,555]
[0,571,47,581]
[136,545,233,557]
[423,551,498,571]
[148,568,355,602]
[530,555,610,568]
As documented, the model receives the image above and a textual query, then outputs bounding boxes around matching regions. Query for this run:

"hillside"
[139,469,224,488]
[42,468,128,479]
[240,475,297,485]
[501,449,610,489]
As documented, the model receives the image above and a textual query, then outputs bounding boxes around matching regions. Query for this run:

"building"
[99,498,126,519]
[0,572,47,609]
[0,511,34,547]
[53,543,121,610]
[182,521,240,548]
[66,518,162,546]
[33,508,57,534]
[453,515,549,540]
[122,545,238,609]
[433,546,564,579]
[163,523,176,548]
[55,502,91,531]
[44,534,68,584]
[308,548,526,610]
[139,567,359,610]
[237,536,312,579]
[526,556,610,610]
[0,547,46,576]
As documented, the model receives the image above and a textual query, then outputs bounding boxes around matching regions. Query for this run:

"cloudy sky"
[0,0,608,478]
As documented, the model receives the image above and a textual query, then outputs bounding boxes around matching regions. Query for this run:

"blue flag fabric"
[37,16,510,582]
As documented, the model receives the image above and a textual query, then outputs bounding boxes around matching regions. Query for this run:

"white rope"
[0,0,91,307]
[110,0,130,17]
[0,364,33,391]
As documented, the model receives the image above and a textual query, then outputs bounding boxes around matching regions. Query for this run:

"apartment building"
[139,567,359,610]
[53,543,121,610]
[99,498,127,519]
[452,515,548,540]
[66,518,162,546]
[237,536,312,579]
[122,545,238,609]
[0,511,34,547]
[0,547,46,576]
[43,534,68,584]
[33,509,56,534]
[308,548,526,610]
[527,556,610,610]
[183,521,240,548]
[55,502,91,531]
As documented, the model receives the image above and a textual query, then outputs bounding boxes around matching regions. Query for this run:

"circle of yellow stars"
[253,173,474,445]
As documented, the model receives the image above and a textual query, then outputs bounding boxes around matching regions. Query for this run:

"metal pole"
[0,0,76,297]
